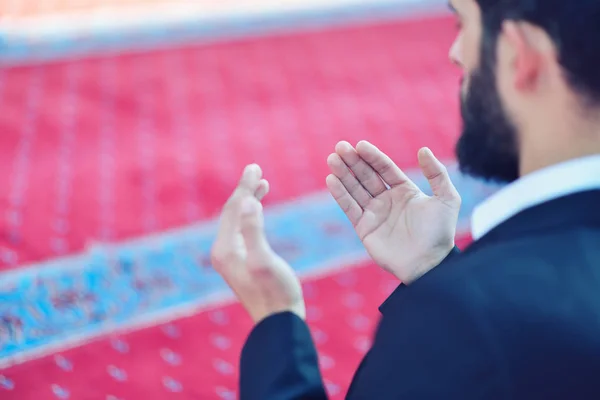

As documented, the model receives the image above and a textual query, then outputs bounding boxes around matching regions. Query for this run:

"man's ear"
[501,21,542,92]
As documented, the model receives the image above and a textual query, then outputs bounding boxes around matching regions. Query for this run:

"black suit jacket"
[240,190,600,399]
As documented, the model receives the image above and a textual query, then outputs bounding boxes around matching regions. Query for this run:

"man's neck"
[519,124,600,177]
[520,146,600,176]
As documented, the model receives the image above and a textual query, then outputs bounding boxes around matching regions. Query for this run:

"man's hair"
[476,0,600,106]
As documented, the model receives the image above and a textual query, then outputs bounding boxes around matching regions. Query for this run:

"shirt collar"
[471,154,600,241]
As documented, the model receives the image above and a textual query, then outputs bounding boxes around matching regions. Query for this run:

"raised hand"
[326,141,461,284]
[211,164,305,323]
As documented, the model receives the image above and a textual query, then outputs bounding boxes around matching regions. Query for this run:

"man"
[211,0,600,398]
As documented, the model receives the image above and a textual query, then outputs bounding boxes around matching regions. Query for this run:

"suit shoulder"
[417,232,600,366]
[447,228,600,294]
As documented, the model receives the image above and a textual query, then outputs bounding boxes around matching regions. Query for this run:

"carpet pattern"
[0,15,499,399]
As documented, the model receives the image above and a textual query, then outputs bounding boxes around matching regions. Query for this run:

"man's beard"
[456,51,520,183]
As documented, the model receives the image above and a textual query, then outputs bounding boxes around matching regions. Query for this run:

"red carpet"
[0,14,466,399]
[1,246,471,400]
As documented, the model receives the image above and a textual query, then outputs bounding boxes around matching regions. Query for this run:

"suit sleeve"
[238,246,464,400]
[347,272,510,399]
[240,311,328,400]
[378,246,461,313]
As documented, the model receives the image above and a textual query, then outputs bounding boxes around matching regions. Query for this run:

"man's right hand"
[326,141,461,284]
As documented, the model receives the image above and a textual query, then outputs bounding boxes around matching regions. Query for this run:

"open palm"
[326,141,461,284]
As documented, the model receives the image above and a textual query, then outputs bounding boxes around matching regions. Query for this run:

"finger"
[417,147,461,206]
[335,141,387,197]
[240,196,272,259]
[223,164,263,211]
[217,164,263,244]
[234,164,263,198]
[356,141,416,188]
[326,174,363,226]
[327,153,372,208]
[255,179,270,201]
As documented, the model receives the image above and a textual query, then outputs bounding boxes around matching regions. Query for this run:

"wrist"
[402,243,457,285]
[252,303,306,325]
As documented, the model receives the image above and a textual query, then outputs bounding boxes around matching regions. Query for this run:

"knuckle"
[342,201,354,214]
[429,169,444,182]
[223,195,241,211]
[349,180,362,192]
[247,253,280,278]
[376,160,391,173]
[248,258,272,275]
[243,221,260,232]
[210,246,238,268]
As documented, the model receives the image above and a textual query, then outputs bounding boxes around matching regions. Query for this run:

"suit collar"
[379,190,600,314]
[470,189,600,250]
[472,155,600,240]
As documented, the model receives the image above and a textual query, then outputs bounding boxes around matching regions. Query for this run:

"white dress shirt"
[471,154,600,241]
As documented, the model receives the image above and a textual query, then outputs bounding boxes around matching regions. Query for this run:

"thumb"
[240,196,272,257]
[417,147,460,206]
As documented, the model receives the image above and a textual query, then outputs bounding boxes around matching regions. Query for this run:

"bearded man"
[211,1,600,398]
